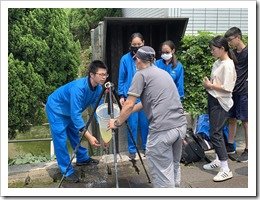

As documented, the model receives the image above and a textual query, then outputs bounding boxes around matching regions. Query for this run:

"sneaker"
[213,169,233,182]
[226,143,236,154]
[237,149,248,162]
[129,153,136,160]
[65,173,79,183]
[203,160,220,170]
[76,158,99,166]
[228,152,239,161]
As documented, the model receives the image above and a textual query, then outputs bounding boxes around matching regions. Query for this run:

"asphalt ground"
[8,148,248,188]
[7,126,255,197]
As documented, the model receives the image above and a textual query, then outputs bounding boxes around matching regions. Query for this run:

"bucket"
[96,103,120,143]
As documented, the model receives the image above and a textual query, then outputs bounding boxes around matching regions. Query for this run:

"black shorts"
[229,93,248,121]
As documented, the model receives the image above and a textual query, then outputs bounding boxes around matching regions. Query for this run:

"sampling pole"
[105,82,119,188]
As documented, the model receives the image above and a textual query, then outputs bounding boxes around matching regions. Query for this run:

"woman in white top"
[202,35,237,182]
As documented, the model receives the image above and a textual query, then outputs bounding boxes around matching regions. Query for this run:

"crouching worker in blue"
[46,60,108,183]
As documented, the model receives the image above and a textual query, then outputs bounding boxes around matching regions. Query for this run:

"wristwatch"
[114,119,121,127]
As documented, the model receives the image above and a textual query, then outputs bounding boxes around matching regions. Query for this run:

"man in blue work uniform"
[46,60,108,182]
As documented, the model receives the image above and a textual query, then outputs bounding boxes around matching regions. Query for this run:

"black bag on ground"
[181,129,211,166]
[193,133,214,151]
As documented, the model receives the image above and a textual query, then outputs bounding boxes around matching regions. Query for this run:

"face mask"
[130,46,141,55]
[161,53,172,61]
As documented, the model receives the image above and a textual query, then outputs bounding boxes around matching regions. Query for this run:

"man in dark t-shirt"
[225,27,248,162]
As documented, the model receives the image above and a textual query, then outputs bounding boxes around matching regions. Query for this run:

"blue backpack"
[195,114,236,150]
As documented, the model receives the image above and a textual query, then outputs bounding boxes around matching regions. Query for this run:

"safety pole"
[105,82,119,188]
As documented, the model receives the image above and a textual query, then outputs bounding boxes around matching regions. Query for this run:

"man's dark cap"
[135,46,155,61]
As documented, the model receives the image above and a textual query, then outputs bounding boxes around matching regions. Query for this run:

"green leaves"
[8,54,45,138]
[8,9,81,138]
[179,32,215,117]
[8,153,50,165]
[68,8,122,48]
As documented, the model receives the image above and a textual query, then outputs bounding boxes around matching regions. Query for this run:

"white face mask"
[161,53,172,61]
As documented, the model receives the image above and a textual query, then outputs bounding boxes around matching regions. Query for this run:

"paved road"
[8,149,248,189]
[8,125,252,198]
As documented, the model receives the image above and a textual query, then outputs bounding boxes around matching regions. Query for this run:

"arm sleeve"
[118,57,127,98]
[70,87,85,130]
[128,72,144,98]
[222,63,237,92]
[174,62,185,99]
[90,88,104,123]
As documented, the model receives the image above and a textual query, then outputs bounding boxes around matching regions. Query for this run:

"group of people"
[117,33,185,160]
[201,27,248,182]
[45,26,248,187]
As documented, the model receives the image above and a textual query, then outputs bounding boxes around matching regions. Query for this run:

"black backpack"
[181,129,211,166]
[194,133,214,151]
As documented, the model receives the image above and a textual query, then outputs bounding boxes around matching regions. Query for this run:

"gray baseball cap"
[134,46,155,61]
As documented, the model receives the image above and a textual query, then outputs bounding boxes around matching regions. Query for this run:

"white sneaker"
[203,160,220,170]
[213,169,233,182]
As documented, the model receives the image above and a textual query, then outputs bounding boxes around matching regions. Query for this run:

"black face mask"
[130,46,141,55]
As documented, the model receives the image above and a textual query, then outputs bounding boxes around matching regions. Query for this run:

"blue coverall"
[46,77,102,176]
[156,59,185,100]
[118,52,149,154]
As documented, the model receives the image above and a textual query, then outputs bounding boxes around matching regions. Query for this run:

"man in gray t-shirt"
[128,62,186,134]
[109,46,187,187]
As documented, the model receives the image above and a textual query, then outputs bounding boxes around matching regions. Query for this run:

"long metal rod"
[112,90,151,183]
[106,82,119,188]
[112,132,118,188]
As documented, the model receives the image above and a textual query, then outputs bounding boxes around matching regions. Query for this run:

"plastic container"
[96,103,120,143]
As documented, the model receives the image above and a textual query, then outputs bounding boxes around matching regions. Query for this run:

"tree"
[8,54,45,139]
[8,8,81,138]
[68,8,122,48]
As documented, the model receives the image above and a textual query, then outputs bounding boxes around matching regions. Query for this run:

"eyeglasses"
[227,36,236,42]
[95,73,109,78]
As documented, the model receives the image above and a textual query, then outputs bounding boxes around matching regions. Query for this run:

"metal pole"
[105,82,119,188]
[8,138,52,143]
[112,90,151,183]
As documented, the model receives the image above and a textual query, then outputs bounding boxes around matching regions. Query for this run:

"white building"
[122,8,248,35]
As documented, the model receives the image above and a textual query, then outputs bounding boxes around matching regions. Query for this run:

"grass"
[8,124,96,165]
[8,125,52,164]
